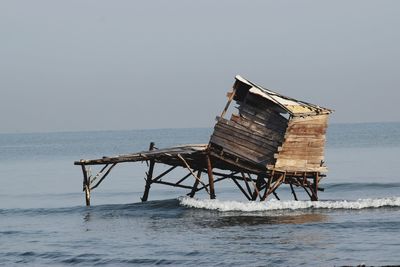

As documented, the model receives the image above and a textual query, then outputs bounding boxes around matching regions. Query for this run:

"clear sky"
[1,0,399,133]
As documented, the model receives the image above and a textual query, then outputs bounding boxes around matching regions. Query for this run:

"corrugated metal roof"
[236,75,333,116]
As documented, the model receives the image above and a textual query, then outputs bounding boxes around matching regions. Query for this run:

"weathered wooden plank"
[277,147,325,152]
[211,130,275,158]
[284,136,326,142]
[214,121,280,150]
[210,135,275,165]
[210,135,263,159]
[238,101,287,121]
[213,129,276,155]
[286,127,327,135]
[228,118,284,143]
[275,159,308,168]
[230,114,286,138]
[276,159,324,166]
[239,110,287,132]
[273,165,328,173]
[287,123,328,130]
[276,147,325,156]
[288,122,328,128]
[238,103,288,126]
[242,93,288,116]
[288,115,328,125]
[285,132,326,139]
[275,154,325,161]
[280,140,326,148]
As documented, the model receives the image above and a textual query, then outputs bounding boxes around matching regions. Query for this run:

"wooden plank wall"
[210,101,287,166]
[274,114,328,172]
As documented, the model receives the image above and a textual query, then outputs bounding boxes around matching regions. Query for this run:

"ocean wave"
[179,196,400,212]
[324,182,400,190]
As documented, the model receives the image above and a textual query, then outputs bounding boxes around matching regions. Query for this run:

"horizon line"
[1,120,399,135]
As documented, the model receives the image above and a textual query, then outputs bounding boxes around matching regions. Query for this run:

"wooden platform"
[75,144,208,167]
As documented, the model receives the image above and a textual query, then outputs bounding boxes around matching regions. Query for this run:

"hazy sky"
[1,0,399,133]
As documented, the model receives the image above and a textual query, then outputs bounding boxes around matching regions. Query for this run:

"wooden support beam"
[212,171,240,178]
[189,170,202,198]
[141,142,155,202]
[231,177,251,200]
[153,180,193,190]
[311,172,319,201]
[89,164,109,186]
[303,186,312,199]
[81,165,90,206]
[261,171,273,201]
[272,191,280,200]
[152,166,177,182]
[177,154,210,195]
[262,172,285,201]
[241,172,253,196]
[187,176,228,195]
[290,183,298,201]
[90,163,117,191]
[220,87,236,119]
[252,174,264,201]
[176,172,192,185]
[206,155,216,199]
[212,171,251,182]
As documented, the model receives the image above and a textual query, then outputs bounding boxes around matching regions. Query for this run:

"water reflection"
[200,213,327,228]
[83,211,91,223]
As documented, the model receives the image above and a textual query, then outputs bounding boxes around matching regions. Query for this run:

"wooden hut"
[75,75,333,205]
[208,75,332,200]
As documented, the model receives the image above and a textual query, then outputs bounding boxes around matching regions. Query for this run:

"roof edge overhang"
[235,75,333,116]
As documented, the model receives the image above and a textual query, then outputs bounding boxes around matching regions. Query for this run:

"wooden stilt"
[303,186,313,199]
[231,177,251,200]
[187,175,228,196]
[177,154,210,195]
[81,165,91,206]
[206,155,216,199]
[311,172,319,201]
[262,172,285,201]
[189,170,202,198]
[141,142,155,202]
[290,183,298,201]
[241,172,253,197]
[272,191,280,200]
[262,171,273,201]
[252,174,264,201]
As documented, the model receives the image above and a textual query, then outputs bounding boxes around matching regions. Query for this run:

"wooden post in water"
[81,164,91,206]
[206,155,216,199]
[252,174,265,201]
[141,142,155,202]
[290,183,298,201]
[189,170,202,198]
[262,171,273,201]
[312,172,319,201]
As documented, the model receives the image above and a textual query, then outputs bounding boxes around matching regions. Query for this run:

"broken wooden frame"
[75,142,324,206]
[75,75,332,206]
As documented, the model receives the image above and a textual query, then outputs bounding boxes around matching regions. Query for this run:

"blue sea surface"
[0,123,399,266]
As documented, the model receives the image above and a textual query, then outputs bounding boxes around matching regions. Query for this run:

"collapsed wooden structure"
[75,75,333,206]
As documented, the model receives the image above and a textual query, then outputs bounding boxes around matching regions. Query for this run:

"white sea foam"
[179,196,400,212]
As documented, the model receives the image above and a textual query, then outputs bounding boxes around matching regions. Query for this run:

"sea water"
[0,123,399,266]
